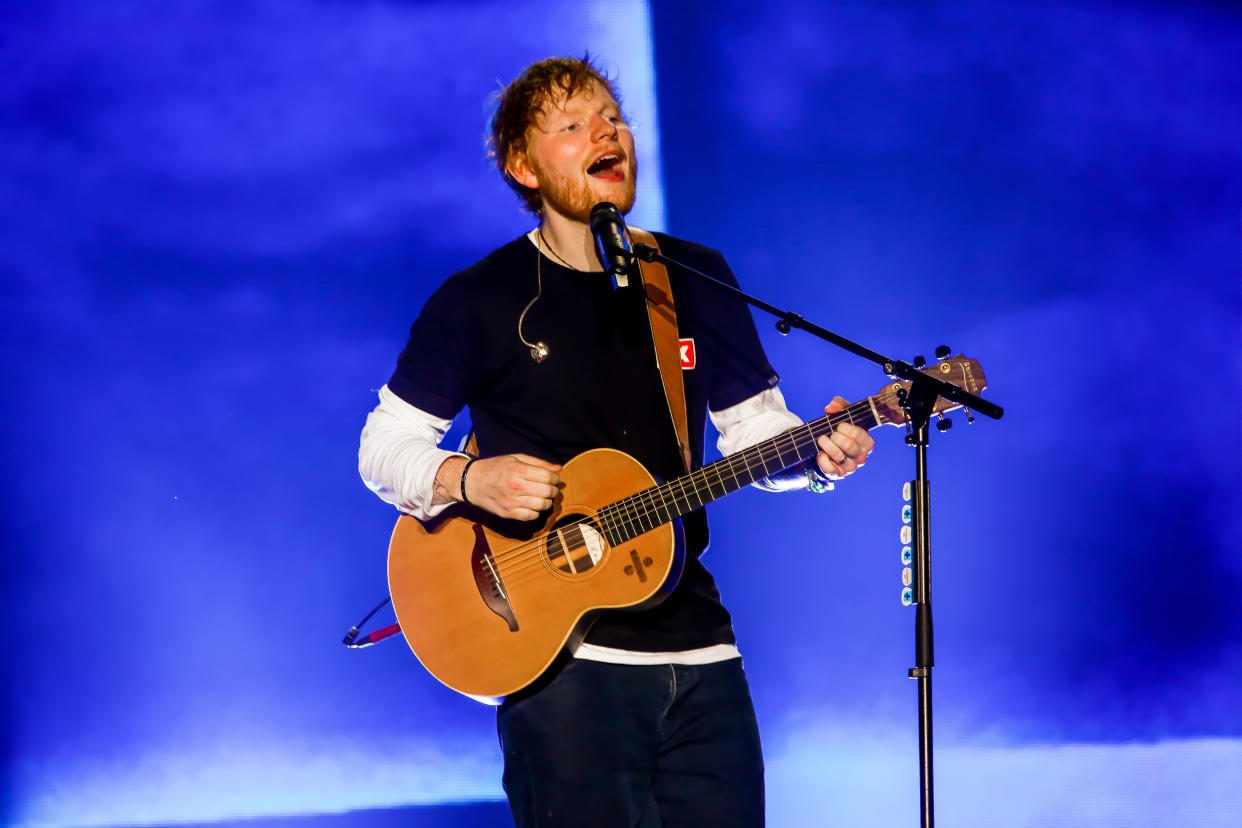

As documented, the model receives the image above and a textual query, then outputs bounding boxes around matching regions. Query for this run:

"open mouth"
[587,152,625,182]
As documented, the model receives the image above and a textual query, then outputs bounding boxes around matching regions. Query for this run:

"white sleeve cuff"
[709,387,809,492]
[358,385,467,520]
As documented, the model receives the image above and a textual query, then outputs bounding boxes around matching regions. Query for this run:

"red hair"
[489,56,623,215]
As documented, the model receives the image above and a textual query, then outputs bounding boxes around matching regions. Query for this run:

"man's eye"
[564,123,579,132]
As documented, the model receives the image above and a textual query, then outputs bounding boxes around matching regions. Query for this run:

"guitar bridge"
[470,523,518,631]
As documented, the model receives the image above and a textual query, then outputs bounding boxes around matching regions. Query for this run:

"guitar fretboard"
[596,398,882,546]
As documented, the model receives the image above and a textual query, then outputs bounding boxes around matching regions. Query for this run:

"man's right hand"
[439,454,562,521]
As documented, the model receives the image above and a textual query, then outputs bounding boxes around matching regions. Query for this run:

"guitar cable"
[342,595,403,649]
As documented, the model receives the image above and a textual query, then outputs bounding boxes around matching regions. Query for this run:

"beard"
[533,158,637,222]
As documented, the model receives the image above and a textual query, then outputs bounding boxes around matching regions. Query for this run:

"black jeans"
[496,657,765,827]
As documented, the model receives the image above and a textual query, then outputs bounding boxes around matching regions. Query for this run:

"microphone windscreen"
[590,201,622,231]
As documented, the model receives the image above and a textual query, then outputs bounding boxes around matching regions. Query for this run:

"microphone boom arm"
[631,242,1001,419]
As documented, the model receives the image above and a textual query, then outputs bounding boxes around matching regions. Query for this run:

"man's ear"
[506,152,538,191]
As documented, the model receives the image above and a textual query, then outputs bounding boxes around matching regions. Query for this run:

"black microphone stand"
[632,241,1002,828]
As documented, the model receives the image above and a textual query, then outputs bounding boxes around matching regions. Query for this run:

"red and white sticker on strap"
[679,337,696,369]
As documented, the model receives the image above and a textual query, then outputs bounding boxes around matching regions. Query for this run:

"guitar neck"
[599,397,883,546]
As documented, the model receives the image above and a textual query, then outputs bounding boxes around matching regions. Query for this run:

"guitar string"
[486,399,869,572]
[485,398,883,587]
[481,389,913,588]
[479,366,972,581]
[548,397,866,541]
[486,432,828,588]
[490,370,974,585]
[486,393,897,586]
[482,429,816,584]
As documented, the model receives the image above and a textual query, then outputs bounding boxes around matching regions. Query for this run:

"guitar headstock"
[871,355,987,427]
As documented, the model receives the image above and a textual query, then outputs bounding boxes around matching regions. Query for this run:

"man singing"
[359,56,874,827]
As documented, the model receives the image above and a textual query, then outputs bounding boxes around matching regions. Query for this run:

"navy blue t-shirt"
[389,232,779,651]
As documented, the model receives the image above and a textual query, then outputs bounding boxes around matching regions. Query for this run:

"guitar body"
[387,448,686,704]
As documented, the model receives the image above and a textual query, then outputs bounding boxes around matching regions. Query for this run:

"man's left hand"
[816,396,875,480]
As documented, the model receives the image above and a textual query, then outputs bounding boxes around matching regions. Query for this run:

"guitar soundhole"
[545,514,608,575]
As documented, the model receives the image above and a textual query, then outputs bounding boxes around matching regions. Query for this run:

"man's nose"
[590,113,618,139]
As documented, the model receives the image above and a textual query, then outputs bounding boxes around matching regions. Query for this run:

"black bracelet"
[459,457,478,505]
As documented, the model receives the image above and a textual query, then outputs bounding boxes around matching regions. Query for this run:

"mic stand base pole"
[907,418,934,828]
[909,663,934,828]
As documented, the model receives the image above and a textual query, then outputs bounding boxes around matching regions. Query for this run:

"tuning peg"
[913,355,926,369]
[936,413,953,432]
[935,345,951,360]
[963,406,975,424]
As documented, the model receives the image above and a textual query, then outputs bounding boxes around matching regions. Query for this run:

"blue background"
[4,1,1239,826]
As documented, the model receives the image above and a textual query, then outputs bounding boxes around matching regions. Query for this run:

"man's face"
[509,82,637,222]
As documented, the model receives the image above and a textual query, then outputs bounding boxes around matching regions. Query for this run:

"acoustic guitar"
[388,356,986,703]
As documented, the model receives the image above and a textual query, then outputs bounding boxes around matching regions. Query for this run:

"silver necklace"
[536,225,577,270]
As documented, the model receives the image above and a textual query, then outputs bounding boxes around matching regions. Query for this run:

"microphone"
[589,202,635,289]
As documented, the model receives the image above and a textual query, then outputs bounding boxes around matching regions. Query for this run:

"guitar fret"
[663,481,687,517]
[686,479,706,510]
[636,502,653,534]
[654,495,674,525]
[756,450,775,477]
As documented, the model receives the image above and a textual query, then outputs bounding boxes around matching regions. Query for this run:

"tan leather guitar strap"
[630,228,692,474]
